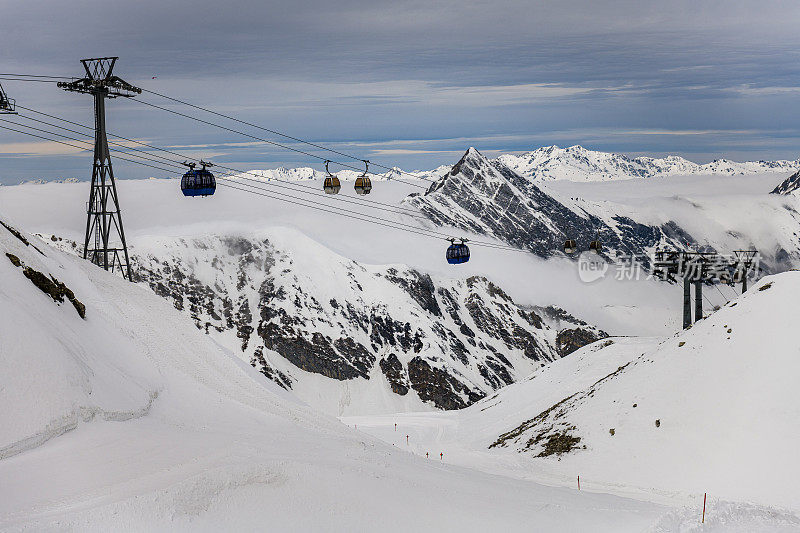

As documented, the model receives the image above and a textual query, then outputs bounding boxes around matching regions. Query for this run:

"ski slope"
[345,273,800,521]
[0,217,675,531]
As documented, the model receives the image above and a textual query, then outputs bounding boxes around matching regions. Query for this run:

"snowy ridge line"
[498,144,800,182]
[0,390,159,461]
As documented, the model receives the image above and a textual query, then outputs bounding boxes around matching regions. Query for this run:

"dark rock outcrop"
[556,328,607,356]
[6,253,85,318]
[407,357,485,410]
[771,170,800,195]
[379,353,409,395]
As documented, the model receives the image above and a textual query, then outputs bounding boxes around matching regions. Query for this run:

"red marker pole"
[702,493,707,523]
[440,452,443,460]
[577,475,580,490]
[406,435,409,445]
[394,423,397,432]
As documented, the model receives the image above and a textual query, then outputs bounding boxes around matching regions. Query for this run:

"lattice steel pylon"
[0,82,17,114]
[58,58,141,280]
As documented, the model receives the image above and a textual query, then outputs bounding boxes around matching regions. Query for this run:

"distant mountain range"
[497,145,799,182]
[228,145,799,184]
[15,145,798,185]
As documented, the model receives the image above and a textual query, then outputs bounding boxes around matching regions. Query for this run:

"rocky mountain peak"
[771,169,800,195]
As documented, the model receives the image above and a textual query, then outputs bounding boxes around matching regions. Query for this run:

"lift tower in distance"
[0,82,17,114]
[58,58,141,280]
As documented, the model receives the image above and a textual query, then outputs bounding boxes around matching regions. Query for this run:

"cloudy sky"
[1,0,799,183]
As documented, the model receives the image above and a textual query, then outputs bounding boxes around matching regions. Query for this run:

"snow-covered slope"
[129,229,602,415]
[347,272,800,514]
[486,272,800,508]
[0,217,671,531]
[498,145,799,182]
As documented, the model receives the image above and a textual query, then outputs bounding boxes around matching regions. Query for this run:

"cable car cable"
[12,114,189,168]
[0,112,526,253]
[12,105,430,219]
[131,97,430,191]
[0,118,190,172]
[0,122,182,176]
[139,87,439,184]
[0,73,75,79]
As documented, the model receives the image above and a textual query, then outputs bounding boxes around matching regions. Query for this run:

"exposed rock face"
[557,328,607,357]
[131,232,601,411]
[379,353,409,395]
[5,253,85,318]
[771,170,800,195]
[407,357,485,410]
[404,148,707,262]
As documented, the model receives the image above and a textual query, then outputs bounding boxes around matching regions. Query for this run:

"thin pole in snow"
[702,493,707,523]
[577,475,580,490]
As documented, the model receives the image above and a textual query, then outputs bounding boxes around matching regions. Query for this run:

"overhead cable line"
[139,88,439,184]
[131,97,431,191]
[0,77,61,84]
[0,122,180,176]
[12,107,429,219]
[0,121,523,252]
[0,76,440,185]
[4,74,440,185]
[0,73,75,79]
[0,118,186,172]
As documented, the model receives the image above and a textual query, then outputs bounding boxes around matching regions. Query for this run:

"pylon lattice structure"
[0,82,16,114]
[653,248,758,329]
[58,58,141,280]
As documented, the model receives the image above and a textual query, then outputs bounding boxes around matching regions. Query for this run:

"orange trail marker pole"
[702,493,707,523]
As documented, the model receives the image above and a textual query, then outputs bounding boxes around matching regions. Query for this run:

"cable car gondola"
[446,238,470,264]
[589,239,602,254]
[323,160,341,194]
[181,160,216,197]
[354,160,372,195]
[563,239,577,255]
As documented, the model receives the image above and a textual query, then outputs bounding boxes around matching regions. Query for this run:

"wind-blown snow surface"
[0,219,670,531]
[345,273,800,521]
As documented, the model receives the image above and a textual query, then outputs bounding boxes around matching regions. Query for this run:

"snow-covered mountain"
[2,216,674,531]
[6,144,800,421]
[129,230,603,415]
[406,148,705,260]
[223,165,447,184]
[484,273,800,512]
[497,145,799,182]
[345,272,800,517]
[406,148,800,272]
[4,146,800,528]
[771,169,800,195]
